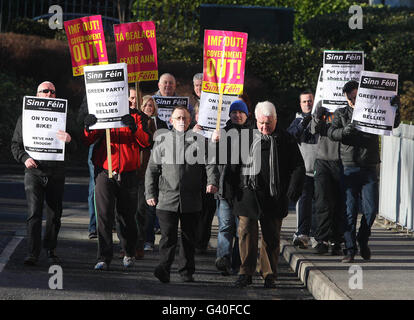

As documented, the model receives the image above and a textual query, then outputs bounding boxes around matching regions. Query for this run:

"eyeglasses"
[38,89,56,94]
[172,116,187,120]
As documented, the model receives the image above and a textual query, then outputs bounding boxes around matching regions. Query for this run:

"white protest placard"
[22,96,67,161]
[198,91,238,138]
[322,50,364,112]
[84,63,129,130]
[312,68,324,114]
[352,71,398,136]
[153,96,189,128]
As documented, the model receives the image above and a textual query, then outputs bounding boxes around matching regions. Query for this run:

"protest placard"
[64,15,108,77]
[322,50,364,112]
[199,30,248,133]
[84,63,129,130]
[113,21,158,83]
[153,96,189,128]
[22,96,67,161]
[352,71,398,136]
[312,68,324,114]
[202,30,248,96]
[197,91,238,138]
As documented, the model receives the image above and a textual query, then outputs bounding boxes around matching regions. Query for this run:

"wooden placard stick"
[106,128,112,178]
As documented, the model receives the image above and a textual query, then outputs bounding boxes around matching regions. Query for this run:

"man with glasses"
[11,81,76,266]
[145,106,219,283]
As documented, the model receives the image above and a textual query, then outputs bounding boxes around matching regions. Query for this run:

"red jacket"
[84,113,150,173]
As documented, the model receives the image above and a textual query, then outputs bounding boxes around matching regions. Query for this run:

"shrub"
[0,73,37,163]
[302,7,414,51]
[9,18,56,38]
[401,81,414,123]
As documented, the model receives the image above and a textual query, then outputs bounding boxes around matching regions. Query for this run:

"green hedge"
[0,73,36,163]
[302,7,414,51]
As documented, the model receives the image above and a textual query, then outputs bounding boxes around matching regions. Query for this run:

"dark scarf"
[245,130,280,197]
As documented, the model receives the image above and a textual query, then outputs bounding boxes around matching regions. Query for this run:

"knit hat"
[229,100,249,116]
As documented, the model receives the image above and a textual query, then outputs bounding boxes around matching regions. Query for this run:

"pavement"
[1,171,414,300]
[280,213,414,300]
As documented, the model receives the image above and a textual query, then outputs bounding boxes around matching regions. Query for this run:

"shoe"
[88,232,97,239]
[154,265,170,283]
[293,234,309,249]
[23,255,38,266]
[47,249,61,264]
[234,274,252,288]
[94,261,109,270]
[143,242,154,251]
[314,242,329,254]
[358,241,371,260]
[123,256,134,268]
[330,243,343,256]
[215,257,231,276]
[135,249,144,260]
[180,273,195,282]
[154,228,161,235]
[264,275,277,289]
[342,253,355,263]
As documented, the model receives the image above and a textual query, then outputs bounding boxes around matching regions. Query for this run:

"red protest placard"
[113,21,158,83]
[64,15,108,77]
[202,30,248,95]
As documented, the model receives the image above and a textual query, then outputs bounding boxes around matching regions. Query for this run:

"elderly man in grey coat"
[145,106,219,283]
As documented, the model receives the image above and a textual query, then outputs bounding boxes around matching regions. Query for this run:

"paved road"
[0,178,313,302]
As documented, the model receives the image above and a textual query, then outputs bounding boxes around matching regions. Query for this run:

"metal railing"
[0,0,200,39]
[379,124,414,231]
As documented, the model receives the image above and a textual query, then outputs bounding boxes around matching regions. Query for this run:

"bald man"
[155,73,177,97]
[11,81,76,266]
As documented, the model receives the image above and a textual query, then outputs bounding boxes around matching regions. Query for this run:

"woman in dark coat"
[230,101,305,288]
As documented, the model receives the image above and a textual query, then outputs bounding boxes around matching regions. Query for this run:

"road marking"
[0,236,23,273]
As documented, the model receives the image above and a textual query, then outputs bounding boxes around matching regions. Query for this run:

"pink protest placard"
[202,30,248,95]
[64,15,108,77]
[113,21,158,83]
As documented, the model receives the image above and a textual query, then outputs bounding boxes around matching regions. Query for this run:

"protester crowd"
[11,74,401,289]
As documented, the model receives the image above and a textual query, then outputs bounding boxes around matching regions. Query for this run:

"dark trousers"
[24,172,65,257]
[295,175,315,236]
[195,192,217,250]
[145,204,157,244]
[135,179,146,249]
[343,166,379,254]
[94,170,138,263]
[156,209,199,276]
[313,159,345,244]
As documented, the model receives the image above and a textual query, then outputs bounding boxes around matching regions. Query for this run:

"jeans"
[295,175,315,237]
[216,199,240,269]
[88,144,96,234]
[343,166,379,254]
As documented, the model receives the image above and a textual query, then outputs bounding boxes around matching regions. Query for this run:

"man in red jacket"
[83,112,150,270]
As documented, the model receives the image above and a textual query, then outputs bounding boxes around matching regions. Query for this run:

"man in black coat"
[328,80,401,263]
[230,101,305,288]
[11,81,76,265]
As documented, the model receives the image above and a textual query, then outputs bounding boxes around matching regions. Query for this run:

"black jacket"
[328,105,400,167]
[231,127,305,220]
[215,118,255,202]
